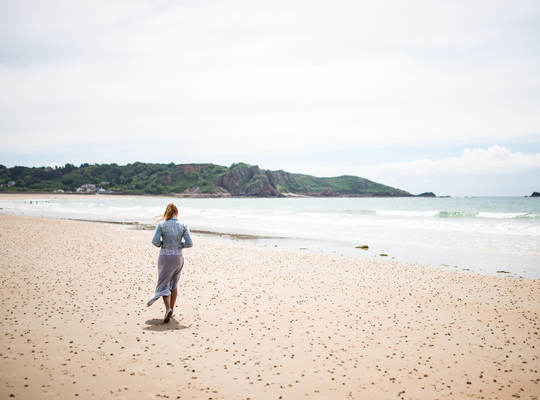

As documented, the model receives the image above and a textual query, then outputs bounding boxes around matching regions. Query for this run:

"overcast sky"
[1,0,539,196]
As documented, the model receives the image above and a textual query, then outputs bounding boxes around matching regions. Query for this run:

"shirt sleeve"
[151,223,163,247]
[181,225,193,249]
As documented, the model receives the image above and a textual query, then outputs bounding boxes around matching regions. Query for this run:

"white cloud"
[294,145,540,196]
[358,145,540,177]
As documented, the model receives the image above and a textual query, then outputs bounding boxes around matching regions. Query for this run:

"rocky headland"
[0,162,434,198]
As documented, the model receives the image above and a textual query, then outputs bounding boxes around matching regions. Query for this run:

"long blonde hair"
[155,203,178,222]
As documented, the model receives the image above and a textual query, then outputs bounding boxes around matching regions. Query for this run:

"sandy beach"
[1,213,539,399]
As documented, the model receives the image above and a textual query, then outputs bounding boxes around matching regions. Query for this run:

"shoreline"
[1,193,538,280]
[7,213,538,279]
[1,214,540,399]
[0,192,152,200]
[0,191,435,199]
[0,192,536,202]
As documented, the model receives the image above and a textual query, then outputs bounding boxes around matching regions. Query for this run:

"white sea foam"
[376,209,440,217]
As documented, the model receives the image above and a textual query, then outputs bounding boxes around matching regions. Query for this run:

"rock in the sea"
[531,192,540,197]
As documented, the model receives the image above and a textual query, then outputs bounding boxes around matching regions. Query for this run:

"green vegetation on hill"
[0,162,412,197]
[288,174,401,195]
[0,163,227,195]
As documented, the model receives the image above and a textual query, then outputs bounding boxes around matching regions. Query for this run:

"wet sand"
[0,214,539,399]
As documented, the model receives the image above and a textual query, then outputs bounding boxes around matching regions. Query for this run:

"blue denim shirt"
[152,217,193,250]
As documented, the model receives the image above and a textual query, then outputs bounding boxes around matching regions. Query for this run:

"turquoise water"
[2,196,539,278]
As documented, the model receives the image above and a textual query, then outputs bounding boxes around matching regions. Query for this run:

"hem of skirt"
[147,289,173,306]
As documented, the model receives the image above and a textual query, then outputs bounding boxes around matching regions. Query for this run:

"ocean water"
[2,196,539,278]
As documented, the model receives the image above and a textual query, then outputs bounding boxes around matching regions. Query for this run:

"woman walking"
[147,203,193,322]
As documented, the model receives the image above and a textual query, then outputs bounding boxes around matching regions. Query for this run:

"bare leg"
[170,288,178,313]
[162,295,173,323]
[163,295,171,310]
